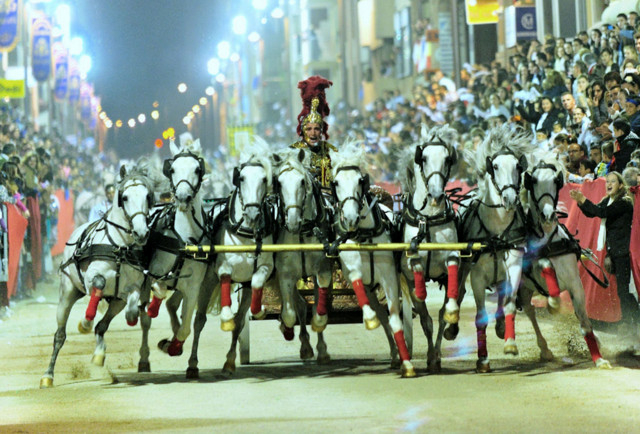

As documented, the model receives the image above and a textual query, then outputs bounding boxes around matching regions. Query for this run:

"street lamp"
[128,118,136,128]
[151,110,159,120]
[70,36,83,55]
[205,86,215,96]
[248,31,261,43]
[252,0,268,10]
[207,58,220,75]
[138,113,146,123]
[217,41,231,60]
[178,83,187,93]
[232,15,247,35]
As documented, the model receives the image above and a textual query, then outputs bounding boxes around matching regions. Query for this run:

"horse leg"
[539,258,561,314]
[223,285,251,375]
[494,281,506,340]
[520,284,554,361]
[277,270,297,341]
[411,260,427,301]
[295,291,314,360]
[40,283,84,388]
[79,275,107,333]
[219,274,235,331]
[368,288,400,368]
[125,289,140,326]
[138,306,152,372]
[187,273,217,379]
[250,265,270,320]
[166,291,183,336]
[166,283,200,357]
[413,299,439,373]
[444,267,469,341]
[443,257,460,324]
[567,278,611,368]
[311,260,332,333]
[92,298,126,366]
[503,252,524,356]
[471,268,491,373]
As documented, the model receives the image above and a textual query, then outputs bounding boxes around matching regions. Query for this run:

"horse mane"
[399,123,460,192]
[330,139,366,175]
[274,149,314,196]
[240,135,273,187]
[115,161,155,196]
[463,124,536,177]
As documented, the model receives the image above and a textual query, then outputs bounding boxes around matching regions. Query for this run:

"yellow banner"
[466,0,500,25]
[227,125,253,157]
[0,79,24,98]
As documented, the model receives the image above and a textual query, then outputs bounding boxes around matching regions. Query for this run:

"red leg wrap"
[413,271,426,301]
[127,317,138,327]
[584,332,602,362]
[477,327,488,358]
[147,296,162,318]
[394,330,411,361]
[220,275,231,308]
[167,338,183,356]
[251,288,263,315]
[447,264,459,300]
[541,266,561,298]
[352,279,370,308]
[316,287,329,316]
[85,288,102,321]
[505,313,516,341]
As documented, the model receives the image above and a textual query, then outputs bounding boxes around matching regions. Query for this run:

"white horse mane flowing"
[240,136,274,186]
[329,139,366,171]
[464,124,536,176]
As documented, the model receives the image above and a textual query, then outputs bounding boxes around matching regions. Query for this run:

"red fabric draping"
[5,203,28,299]
[558,178,621,322]
[25,196,42,282]
[629,186,640,304]
[51,189,74,256]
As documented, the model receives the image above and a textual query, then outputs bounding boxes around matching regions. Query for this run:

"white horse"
[519,154,611,368]
[139,138,210,363]
[457,125,534,373]
[40,165,154,388]
[214,137,275,374]
[272,148,332,363]
[329,140,416,378]
[398,124,460,372]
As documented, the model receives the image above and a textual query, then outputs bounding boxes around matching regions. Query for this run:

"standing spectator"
[88,184,115,223]
[561,92,578,129]
[623,94,640,135]
[567,140,587,174]
[570,172,640,337]
[611,118,640,172]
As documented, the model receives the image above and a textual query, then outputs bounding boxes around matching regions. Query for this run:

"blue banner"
[53,42,67,100]
[0,0,19,53]
[31,17,52,82]
[68,58,80,101]
[515,6,536,40]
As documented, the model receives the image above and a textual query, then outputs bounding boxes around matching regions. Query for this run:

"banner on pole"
[0,0,19,53]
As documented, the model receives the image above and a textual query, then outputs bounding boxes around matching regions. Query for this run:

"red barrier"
[51,189,75,257]
[5,203,28,299]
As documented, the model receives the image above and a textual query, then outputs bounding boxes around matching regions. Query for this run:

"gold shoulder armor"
[290,141,308,149]
[324,142,337,152]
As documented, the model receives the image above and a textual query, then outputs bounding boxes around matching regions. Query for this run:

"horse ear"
[449,147,458,166]
[163,159,172,178]
[555,171,565,190]
[232,167,240,187]
[169,139,180,156]
[272,153,282,164]
[297,148,305,163]
[120,165,127,179]
[485,157,494,177]
[414,145,423,166]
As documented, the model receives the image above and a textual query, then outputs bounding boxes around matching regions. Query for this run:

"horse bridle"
[234,162,268,216]
[104,180,150,237]
[485,147,527,197]
[524,162,564,218]
[414,140,456,210]
[276,163,308,218]
[163,151,205,197]
[331,165,369,227]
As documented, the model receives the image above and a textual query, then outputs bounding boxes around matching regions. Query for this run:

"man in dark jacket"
[611,118,640,172]
[623,94,640,135]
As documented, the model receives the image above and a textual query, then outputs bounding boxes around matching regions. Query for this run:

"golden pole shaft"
[184,242,485,254]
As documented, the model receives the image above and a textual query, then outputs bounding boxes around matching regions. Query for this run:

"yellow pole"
[184,242,485,255]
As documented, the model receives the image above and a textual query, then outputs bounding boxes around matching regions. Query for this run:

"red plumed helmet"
[296,75,333,139]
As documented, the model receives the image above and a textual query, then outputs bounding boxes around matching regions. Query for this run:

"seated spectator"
[568,158,596,183]
[611,118,640,172]
[88,184,115,223]
[622,166,640,186]
[596,140,614,177]
[567,140,587,174]
[590,144,603,165]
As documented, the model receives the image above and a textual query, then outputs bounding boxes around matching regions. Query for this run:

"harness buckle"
[405,250,421,259]
[190,245,209,261]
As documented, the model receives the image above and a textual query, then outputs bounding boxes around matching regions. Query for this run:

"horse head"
[273,148,310,233]
[113,165,154,245]
[412,124,458,206]
[524,155,565,227]
[234,137,273,228]
[485,148,527,211]
[163,139,205,210]
[330,141,369,232]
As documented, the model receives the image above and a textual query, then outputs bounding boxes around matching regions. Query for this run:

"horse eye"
[195,167,201,174]
[239,176,245,183]
[493,164,498,170]
[170,168,175,174]
[262,178,267,184]
[122,196,128,202]
[300,179,305,186]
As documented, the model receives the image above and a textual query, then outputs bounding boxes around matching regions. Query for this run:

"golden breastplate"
[291,140,336,187]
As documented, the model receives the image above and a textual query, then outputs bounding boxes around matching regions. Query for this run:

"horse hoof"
[504,339,519,356]
[220,319,236,332]
[595,358,612,369]
[547,297,561,315]
[91,354,105,366]
[186,367,199,379]
[39,377,53,388]
[300,346,314,360]
[318,353,331,365]
[540,350,555,362]
[443,323,459,341]
[280,324,295,341]
[443,310,459,324]
[252,309,267,320]
[138,361,151,373]
[126,318,138,327]
[222,361,236,374]
[157,338,170,353]
[495,318,505,339]
[401,361,417,378]
[428,359,442,374]
[476,359,491,373]
[365,316,380,330]
[167,339,183,356]
[78,320,92,334]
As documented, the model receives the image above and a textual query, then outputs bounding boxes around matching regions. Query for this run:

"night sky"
[70,1,234,157]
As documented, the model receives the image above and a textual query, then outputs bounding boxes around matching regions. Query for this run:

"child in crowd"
[568,159,596,183]
[595,141,614,177]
